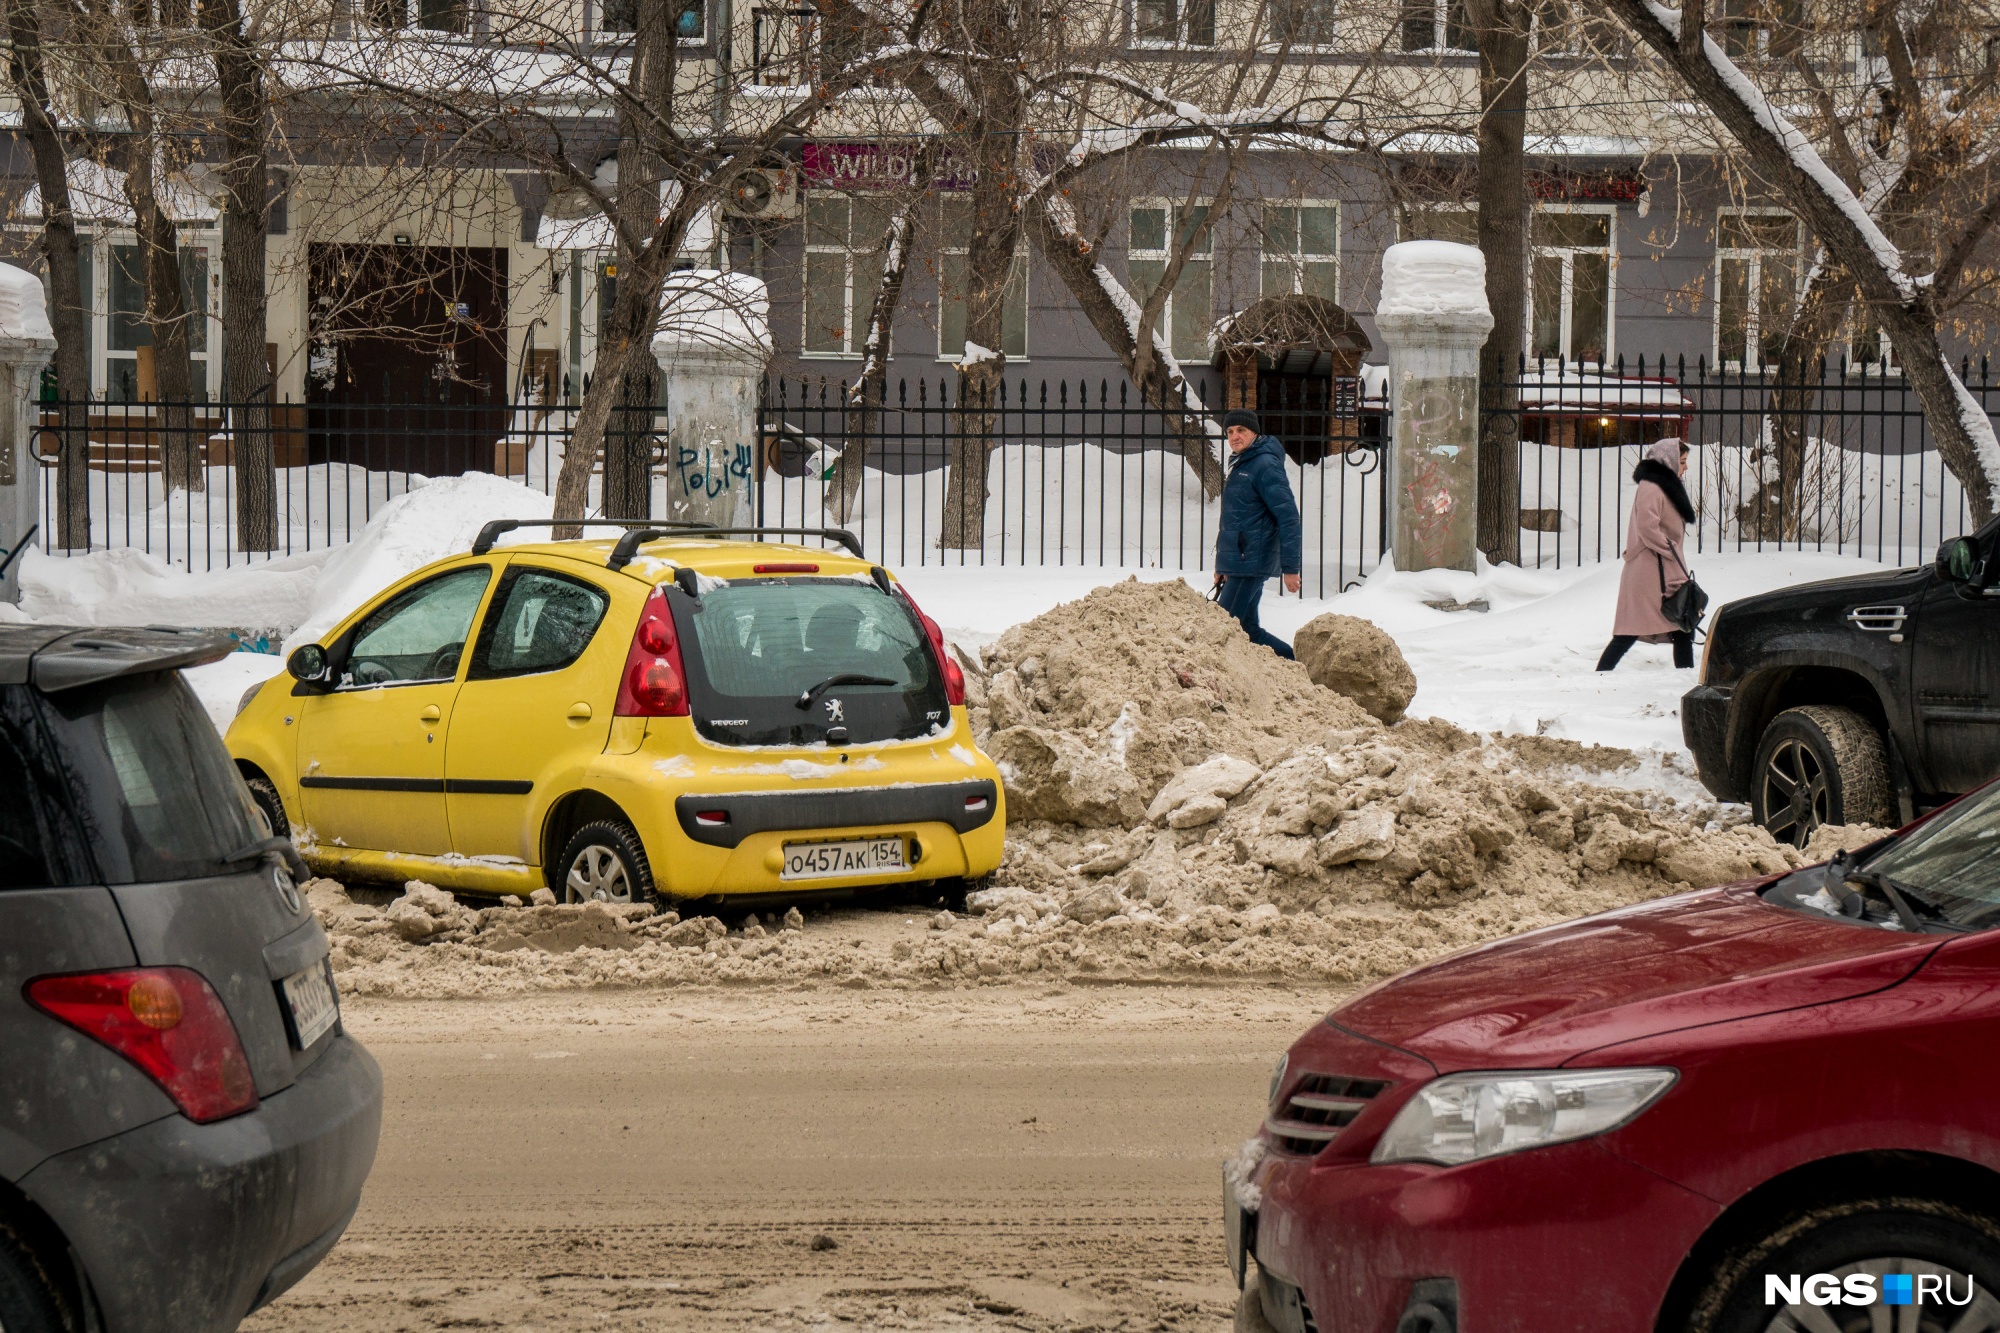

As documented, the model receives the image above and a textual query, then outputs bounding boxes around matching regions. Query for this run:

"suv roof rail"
[469,518,659,556]
[607,526,864,570]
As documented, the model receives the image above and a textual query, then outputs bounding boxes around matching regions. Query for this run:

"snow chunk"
[1377,241,1491,322]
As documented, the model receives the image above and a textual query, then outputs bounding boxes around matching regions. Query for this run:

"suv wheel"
[245,773,290,841]
[554,820,656,907]
[1692,1198,2000,1333]
[1750,705,1892,848]
[0,1221,70,1333]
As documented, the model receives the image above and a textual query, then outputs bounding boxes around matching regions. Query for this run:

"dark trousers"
[1216,575,1295,659]
[1597,632,1693,671]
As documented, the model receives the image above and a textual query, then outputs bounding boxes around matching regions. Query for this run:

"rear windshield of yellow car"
[673,578,948,746]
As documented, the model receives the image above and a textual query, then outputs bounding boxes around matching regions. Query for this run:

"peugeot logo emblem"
[824,698,845,722]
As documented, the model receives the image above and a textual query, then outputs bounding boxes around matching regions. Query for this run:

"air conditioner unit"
[720,166,799,220]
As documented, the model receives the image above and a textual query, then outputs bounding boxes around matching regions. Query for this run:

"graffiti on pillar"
[1394,375,1478,572]
[670,428,755,525]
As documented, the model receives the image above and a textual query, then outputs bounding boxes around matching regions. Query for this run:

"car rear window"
[33,672,263,884]
[675,579,947,745]
[0,686,98,889]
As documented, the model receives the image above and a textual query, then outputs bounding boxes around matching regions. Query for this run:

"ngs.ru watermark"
[1767,1273,1978,1307]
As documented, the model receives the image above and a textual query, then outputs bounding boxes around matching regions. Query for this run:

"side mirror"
[287,643,330,683]
[1937,537,1981,584]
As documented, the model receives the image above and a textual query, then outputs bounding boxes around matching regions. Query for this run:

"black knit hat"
[1221,409,1260,433]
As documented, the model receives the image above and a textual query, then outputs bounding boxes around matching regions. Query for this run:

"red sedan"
[1230,785,2000,1333]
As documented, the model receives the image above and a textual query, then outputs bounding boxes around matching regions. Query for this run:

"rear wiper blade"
[795,674,897,709]
[224,835,309,881]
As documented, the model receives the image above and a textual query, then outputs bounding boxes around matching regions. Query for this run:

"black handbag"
[1658,551,1708,636]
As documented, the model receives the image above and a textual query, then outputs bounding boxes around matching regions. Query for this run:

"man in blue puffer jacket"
[1212,408,1301,659]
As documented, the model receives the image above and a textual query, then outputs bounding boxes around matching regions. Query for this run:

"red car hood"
[1332,886,1944,1069]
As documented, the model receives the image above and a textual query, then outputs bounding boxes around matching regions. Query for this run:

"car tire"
[245,773,291,841]
[1750,705,1892,849]
[0,1221,70,1333]
[554,820,657,907]
[1690,1197,2000,1333]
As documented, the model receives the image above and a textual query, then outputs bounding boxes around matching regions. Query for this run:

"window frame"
[1263,0,1338,51]
[936,196,1030,363]
[801,191,892,360]
[1259,199,1341,302]
[594,0,709,44]
[1712,208,1802,373]
[1401,0,1474,53]
[467,563,612,681]
[1130,0,1215,50]
[1528,202,1617,367]
[335,564,495,691]
[1127,197,1216,366]
[90,227,222,402]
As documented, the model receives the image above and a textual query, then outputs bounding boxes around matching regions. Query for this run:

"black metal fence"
[28,357,1999,594]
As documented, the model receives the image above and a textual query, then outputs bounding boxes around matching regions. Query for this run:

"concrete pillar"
[652,270,773,529]
[1374,241,1493,573]
[0,264,57,604]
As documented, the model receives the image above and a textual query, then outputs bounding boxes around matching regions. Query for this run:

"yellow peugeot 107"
[226,522,1004,907]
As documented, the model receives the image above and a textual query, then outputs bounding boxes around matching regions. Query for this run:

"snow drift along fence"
[28,358,2000,594]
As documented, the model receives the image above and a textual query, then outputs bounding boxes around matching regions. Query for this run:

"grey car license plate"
[781,836,906,880]
[281,961,339,1049]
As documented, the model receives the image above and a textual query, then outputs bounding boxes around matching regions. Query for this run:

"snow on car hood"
[1330,886,1946,1070]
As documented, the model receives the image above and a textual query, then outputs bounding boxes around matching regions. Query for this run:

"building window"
[1269,0,1337,47]
[1402,0,1471,51]
[938,198,1027,360]
[104,238,214,402]
[803,193,891,357]
[750,5,860,84]
[1260,202,1338,301]
[1128,201,1212,364]
[1401,205,1477,244]
[1849,306,1899,373]
[364,0,470,31]
[1133,0,1214,47]
[1715,211,1799,371]
[600,0,705,40]
[1533,0,1619,54]
[1712,0,1801,60]
[1530,208,1612,364]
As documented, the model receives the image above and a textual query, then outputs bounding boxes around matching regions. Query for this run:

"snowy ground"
[9,470,1899,786]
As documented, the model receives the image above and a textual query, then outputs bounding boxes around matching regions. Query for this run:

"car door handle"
[420,705,442,722]
[567,702,593,721]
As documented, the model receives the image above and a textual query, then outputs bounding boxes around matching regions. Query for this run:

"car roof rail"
[607,526,864,570]
[469,518,660,556]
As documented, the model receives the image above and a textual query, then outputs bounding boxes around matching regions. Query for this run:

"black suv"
[0,625,381,1332]
[1684,524,2000,846]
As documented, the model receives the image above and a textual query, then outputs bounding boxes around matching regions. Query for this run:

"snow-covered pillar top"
[0,263,57,604]
[652,271,774,530]
[1375,241,1493,575]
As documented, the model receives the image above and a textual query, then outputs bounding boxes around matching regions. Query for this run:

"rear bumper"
[1681,683,1740,801]
[22,1032,383,1333]
[1248,1138,1718,1333]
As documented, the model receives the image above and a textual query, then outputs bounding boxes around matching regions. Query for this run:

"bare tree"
[1467,0,1530,564]
[6,0,90,548]
[1597,0,2000,524]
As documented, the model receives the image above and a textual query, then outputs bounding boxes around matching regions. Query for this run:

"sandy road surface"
[244,983,1335,1332]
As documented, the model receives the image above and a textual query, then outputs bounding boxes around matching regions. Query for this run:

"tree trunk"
[939,59,1027,551]
[830,201,914,523]
[1598,0,2000,525]
[603,360,657,519]
[1740,266,1849,541]
[553,0,677,531]
[1471,0,1528,566]
[1026,197,1224,499]
[6,0,89,549]
[202,0,274,548]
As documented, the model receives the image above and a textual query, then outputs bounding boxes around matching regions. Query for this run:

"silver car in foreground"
[0,626,381,1332]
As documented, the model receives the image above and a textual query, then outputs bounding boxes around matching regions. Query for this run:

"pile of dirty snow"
[311,579,1890,1000]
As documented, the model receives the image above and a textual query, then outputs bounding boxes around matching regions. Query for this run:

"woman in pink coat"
[1597,437,1696,671]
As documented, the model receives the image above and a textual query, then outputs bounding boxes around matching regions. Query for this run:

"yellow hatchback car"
[226,522,1005,908]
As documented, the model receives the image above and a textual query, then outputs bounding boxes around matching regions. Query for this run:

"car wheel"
[1750,705,1892,849]
[0,1221,70,1333]
[554,820,656,907]
[1691,1198,2000,1333]
[245,773,290,841]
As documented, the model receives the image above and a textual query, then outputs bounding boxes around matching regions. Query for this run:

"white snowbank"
[183,651,288,735]
[17,545,330,628]
[290,472,553,649]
